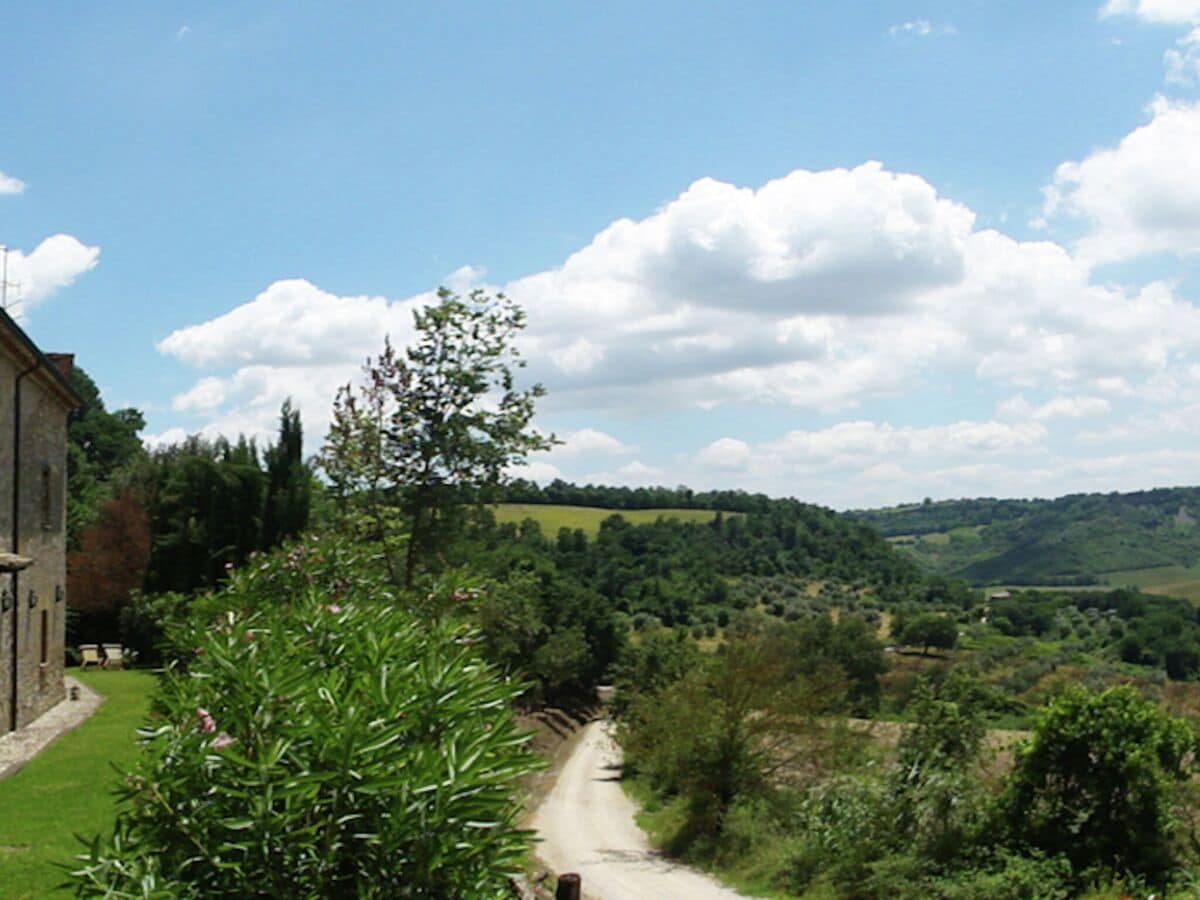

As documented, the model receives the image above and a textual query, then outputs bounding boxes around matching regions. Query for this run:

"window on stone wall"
[40,609,48,665]
[41,463,52,531]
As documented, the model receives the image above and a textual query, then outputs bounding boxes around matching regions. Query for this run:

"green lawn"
[0,669,157,898]
[491,503,728,538]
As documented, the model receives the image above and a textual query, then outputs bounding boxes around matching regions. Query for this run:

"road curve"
[531,720,746,900]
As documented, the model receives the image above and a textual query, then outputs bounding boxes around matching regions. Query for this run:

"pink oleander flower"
[327,604,342,614]
[212,732,235,750]
[196,707,216,734]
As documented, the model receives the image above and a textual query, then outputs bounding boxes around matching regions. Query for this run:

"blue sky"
[7,0,1200,508]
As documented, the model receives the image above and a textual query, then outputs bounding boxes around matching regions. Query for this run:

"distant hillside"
[847,487,1200,592]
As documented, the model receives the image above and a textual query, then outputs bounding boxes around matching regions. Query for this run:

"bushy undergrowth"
[72,540,540,898]
[1003,684,1195,881]
[624,654,1200,898]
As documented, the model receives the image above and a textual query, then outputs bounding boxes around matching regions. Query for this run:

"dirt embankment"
[518,705,605,816]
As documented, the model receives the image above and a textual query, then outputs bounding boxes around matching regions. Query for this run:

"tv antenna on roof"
[0,246,23,314]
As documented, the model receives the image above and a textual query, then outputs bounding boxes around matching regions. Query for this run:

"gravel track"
[531,720,746,900]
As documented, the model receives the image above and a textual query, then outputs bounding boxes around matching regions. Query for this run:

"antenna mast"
[0,246,22,314]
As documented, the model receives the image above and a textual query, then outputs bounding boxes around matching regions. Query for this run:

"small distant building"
[987,590,1012,601]
[0,307,80,735]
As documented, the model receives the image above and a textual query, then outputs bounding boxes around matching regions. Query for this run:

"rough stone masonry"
[0,306,80,734]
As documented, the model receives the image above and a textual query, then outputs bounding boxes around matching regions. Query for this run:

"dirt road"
[531,720,745,900]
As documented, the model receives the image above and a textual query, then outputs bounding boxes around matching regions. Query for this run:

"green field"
[1103,564,1200,604]
[0,669,156,898]
[491,503,728,538]
[989,565,1200,604]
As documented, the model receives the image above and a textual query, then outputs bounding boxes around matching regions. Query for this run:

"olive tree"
[900,613,958,656]
[321,288,555,586]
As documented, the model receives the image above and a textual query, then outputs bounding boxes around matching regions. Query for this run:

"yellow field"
[490,503,728,538]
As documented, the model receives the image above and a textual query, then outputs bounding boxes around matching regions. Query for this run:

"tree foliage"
[67,487,151,642]
[142,436,269,593]
[620,626,849,836]
[140,405,313,596]
[1003,684,1195,880]
[900,613,959,656]
[261,399,310,549]
[66,366,146,544]
[322,288,554,586]
[990,587,1200,680]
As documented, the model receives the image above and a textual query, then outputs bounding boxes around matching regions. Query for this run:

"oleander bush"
[71,578,541,898]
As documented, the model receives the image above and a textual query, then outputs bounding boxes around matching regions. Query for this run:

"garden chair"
[101,644,126,669]
[79,644,102,669]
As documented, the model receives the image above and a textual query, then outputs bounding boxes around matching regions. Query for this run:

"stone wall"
[0,318,73,733]
[0,348,15,733]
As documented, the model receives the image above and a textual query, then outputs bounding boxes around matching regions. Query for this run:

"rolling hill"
[848,487,1200,597]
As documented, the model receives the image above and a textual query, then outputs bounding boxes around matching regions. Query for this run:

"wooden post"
[555,873,581,900]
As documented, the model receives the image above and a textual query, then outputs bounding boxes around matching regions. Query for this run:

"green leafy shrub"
[72,586,540,897]
[116,534,398,672]
[777,675,998,895]
[923,851,1072,900]
[226,532,397,607]
[1003,684,1195,882]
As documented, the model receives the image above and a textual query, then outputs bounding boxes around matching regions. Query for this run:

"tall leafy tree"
[138,403,312,596]
[143,437,266,593]
[619,627,845,836]
[67,487,152,641]
[322,288,555,586]
[261,399,311,549]
[66,367,146,544]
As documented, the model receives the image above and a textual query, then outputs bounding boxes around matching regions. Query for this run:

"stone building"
[0,307,79,734]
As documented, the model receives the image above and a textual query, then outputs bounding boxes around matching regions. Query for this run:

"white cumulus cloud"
[0,170,25,195]
[1165,27,1200,82]
[677,419,1056,507]
[1,234,100,318]
[697,437,752,470]
[157,278,426,367]
[997,393,1112,421]
[1101,0,1200,23]
[553,428,633,457]
[157,159,1200,471]
[1045,98,1200,262]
